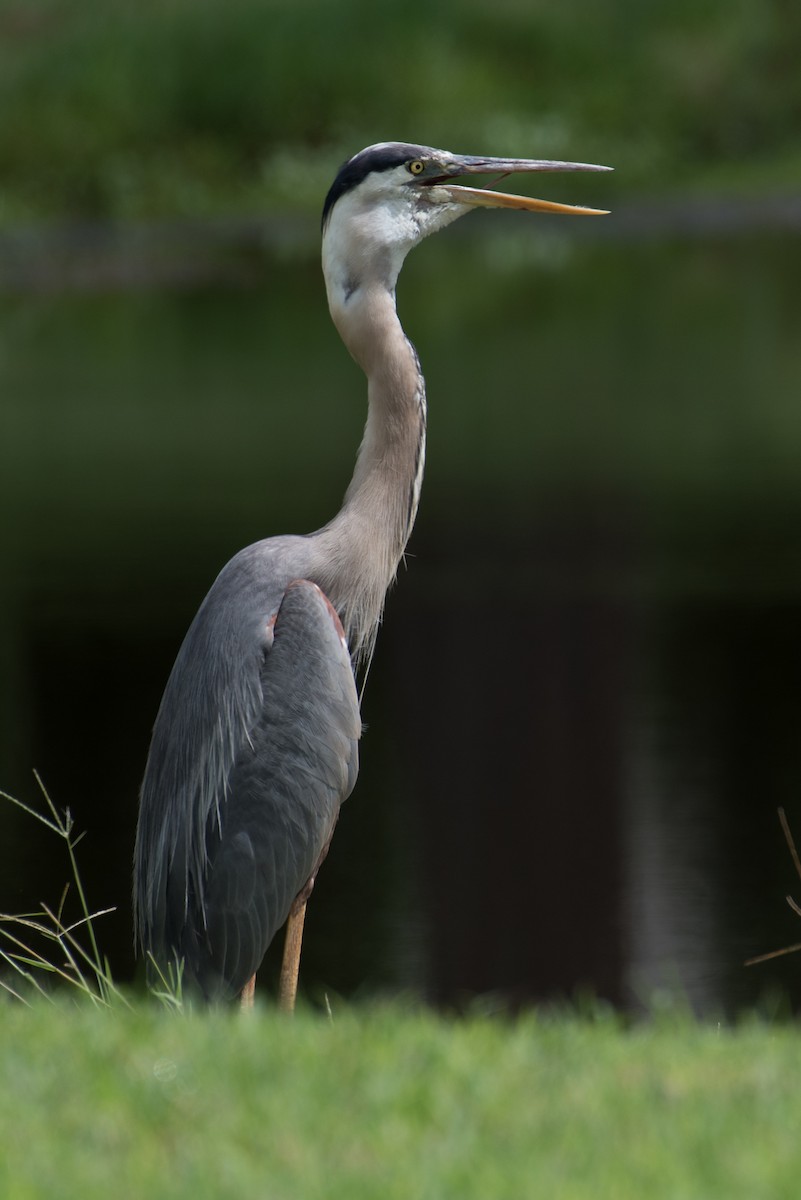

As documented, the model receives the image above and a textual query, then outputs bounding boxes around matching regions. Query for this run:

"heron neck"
[316,283,426,664]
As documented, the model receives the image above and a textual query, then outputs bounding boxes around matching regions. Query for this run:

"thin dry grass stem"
[0,926,58,994]
[0,978,31,1005]
[744,806,801,968]
[778,805,801,887]
[0,775,127,1007]
[744,941,801,967]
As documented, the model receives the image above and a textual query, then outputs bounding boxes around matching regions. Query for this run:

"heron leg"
[240,974,256,1011]
[278,898,308,1013]
[277,826,337,1013]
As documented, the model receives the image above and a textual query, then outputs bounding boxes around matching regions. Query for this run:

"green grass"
[1,743,800,1200]
[1,1000,800,1198]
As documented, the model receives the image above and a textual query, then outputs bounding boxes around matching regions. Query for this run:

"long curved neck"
[315,281,426,667]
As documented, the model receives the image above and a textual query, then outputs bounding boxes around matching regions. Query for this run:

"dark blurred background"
[2,0,801,1014]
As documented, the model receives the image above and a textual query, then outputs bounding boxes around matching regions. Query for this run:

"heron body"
[134,142,610,1003]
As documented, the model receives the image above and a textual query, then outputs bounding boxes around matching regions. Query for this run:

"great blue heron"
[134,141,610,1008]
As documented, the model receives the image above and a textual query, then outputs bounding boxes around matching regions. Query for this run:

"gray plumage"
[134,142,610,1001]
[135,552,360,999]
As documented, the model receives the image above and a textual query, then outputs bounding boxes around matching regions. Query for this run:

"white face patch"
[322,163,470,309]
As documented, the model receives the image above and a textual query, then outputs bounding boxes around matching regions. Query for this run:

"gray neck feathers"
[313,283,426,668]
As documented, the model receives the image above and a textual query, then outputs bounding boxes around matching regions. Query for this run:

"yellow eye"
[408,160,425,176]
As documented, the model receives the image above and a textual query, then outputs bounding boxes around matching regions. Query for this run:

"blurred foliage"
[0,0,799,224]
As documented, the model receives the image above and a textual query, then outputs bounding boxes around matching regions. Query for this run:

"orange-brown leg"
[278,898,308,1013]
[276,826,337,1013]
[240,974,256,1011]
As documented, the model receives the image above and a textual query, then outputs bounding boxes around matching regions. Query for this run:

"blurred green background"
[2,0,801,1012]
[1,0,801,222]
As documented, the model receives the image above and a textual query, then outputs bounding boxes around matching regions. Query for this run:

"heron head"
[321,141,611,304]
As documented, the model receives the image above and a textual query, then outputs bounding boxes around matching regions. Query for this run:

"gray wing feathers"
[135,553,270,965]
[189,581,360,998]
[135,558,360,1001]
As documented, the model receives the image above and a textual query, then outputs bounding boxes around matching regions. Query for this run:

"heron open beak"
[430,156,612,216]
